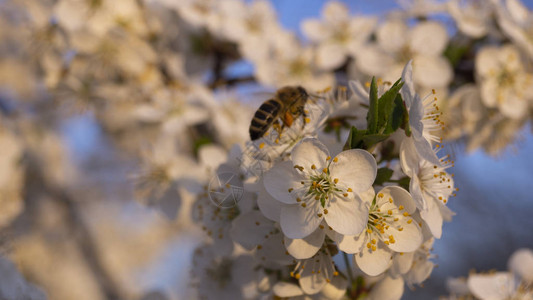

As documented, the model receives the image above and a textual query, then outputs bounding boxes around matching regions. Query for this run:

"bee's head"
[296,86,308,98]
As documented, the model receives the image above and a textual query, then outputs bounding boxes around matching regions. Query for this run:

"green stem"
[342,252,354,284]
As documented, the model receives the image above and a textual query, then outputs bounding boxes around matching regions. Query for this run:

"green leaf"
[397,177,411,191]
[377,78,404,134]
[361,133,389,149]
[374,167,394,186]
[383,94,405,134]
[366,77,379,134]
[344,126,366,150]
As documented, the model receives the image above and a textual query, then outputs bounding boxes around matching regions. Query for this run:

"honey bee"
[249,86,309,141]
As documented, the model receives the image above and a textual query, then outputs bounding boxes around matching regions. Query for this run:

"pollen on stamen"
[259,143,265,149]
[333,157,338,163]
[378,193,384,198]
[301,203,307,208]
[326,156,331,161]
[311,164,316,169]
[334,178,339,184]
[305,117,311,123]
[398,205,404,210]
[324,209,329,214]
[322,168,328,173]
[288,188,293,192]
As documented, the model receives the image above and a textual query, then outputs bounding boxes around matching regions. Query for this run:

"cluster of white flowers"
[0,0,531,298]
[445,248,533,300]
[186,61,457,299]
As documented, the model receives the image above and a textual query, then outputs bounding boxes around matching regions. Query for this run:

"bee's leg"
[283,112,294,127]
[273,120,282,136]
[300,107,308,130]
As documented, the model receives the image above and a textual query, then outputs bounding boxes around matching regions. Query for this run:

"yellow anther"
[334,271,339,276]
[403,212,409,217]
[305,117,311,123]
[255,222,260,226]
[371,245,377,251]
[333,157,338,162]
[371,239,376,244]
[323,168,328,173]
[388,210,393,215]
[347,188,352,192]
[319,225,324,229]
[407,219,413,224]
[398,227,404,231]
[296,198,302,202]
[366,229,372,234]
[384,241,390,245]
[257,245,262,249]
[301,203,307,208]
[326,156,331,160]
[259,143,265,149]
[389,198,393,203]
[317,213,323,217]
[334,178,339,184]
[378,193,384,198]
[295,274,301,279]
[398,205,404,210]
[343,193,348,197]
[288,188,293,192]
[324,209,329,214]
[367,243,371,248]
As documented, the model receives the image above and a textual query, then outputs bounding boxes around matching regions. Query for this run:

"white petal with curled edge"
[382,186,417,213]
[299,253,331,294]
[329,149,377,193]
[257,186,282,222]
[367,275,404,300]
[468,272,516,300]
[273,282,304,298]
[420,198,443,239]
[284,227,325,259]
[280,202,323,239]
[291,138,330,171]
[508,248,533,283]
[230,210,275,251]
[390,251,415,277]
[401,61,416,108]
[355,245,393,276]
[325,195,368,236]
[264,161,301,204]
[410,21,448,56]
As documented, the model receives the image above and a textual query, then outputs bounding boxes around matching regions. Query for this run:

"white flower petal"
[508,248,533,283]
[399,138,420,178]
[256,232,294,266]
[291,138,330,171]
[264,161,302,204]
[390,252,415,277]
[377,19,409,53]
[367,275,404,300]
[401,60,416,108]
[301,19,327,42]
[468,272,516,300]
[354,245,393,276]
[476,46,501,77]
[299,253,331,294]
[319,275,349,300]
[405,258,434,286]
[329,149,377,193]
[273,282,304,297]
[410,21,448,56]
[280,202,323,239]
[230,211,275,251]
[328,231,366,254]
[325,195,368,236]
[257,186,282,222]
[413,55,453,88]
[284,227,326,259]
[420,198,443,238]
[316,42,347,70]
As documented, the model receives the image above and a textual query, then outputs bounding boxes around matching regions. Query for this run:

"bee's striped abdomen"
[249,98,282,140]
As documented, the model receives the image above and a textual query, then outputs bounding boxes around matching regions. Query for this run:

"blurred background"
[0,0,532,299]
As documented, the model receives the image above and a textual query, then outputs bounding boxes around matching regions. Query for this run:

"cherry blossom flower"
[356,19,453,90]
[400,138,455,238]
[476,44,533,120]
[329,186,423,276]
[301,1,377,70]
[263,138,377,239]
